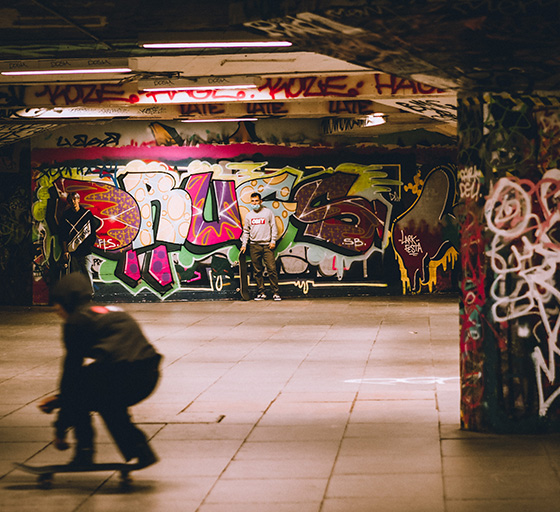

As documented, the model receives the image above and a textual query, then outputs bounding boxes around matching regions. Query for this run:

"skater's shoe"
[254,293,266,301]
[132,442,158,469]
[69,448,94,466]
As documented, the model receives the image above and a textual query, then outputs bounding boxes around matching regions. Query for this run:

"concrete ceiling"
[0,0,558,147]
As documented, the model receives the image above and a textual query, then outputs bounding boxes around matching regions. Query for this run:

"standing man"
[59,192,101,291]
[241,192,281,300]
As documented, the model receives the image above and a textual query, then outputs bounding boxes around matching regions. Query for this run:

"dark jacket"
[60,206,101,257]
[51,273,161,436]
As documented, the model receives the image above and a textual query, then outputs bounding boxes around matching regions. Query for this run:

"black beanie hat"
[51,273,92,314]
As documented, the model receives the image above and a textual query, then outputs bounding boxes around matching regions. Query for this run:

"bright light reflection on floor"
[344,376,460,385]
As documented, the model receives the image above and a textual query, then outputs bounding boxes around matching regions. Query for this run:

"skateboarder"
[39,272,161,468]
[240,192,281,300]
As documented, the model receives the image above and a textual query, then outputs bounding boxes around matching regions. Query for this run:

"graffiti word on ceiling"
[0,73,452,108]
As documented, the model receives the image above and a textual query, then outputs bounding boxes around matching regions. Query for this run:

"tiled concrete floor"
[2,296,560,511]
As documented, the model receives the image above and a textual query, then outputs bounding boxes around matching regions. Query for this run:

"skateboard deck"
[237,255,250,300]
[14,462,135,488]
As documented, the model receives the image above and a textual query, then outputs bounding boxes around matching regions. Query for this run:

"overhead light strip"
[141,85,258,92]
[2,68,132,76]
[142,41,292,49]
[181,118,258,123]
[363,113,386,127]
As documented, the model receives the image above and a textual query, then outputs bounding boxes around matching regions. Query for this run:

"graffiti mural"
[0,142,32,305]
[458,93,560,432]
[457,95,488,431]
[31,142,459,303]
[485,171,560,417]
[393,165,458,293]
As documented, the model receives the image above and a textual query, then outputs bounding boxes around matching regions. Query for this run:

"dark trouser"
[69,253,94,291]
[249,243,279,294]
[70,356,160,460]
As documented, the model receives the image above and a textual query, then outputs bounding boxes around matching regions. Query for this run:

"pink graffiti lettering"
[146,89,244,103]
[184,172,243,246]
[328,100,375,115]
[35,84,140,105]
[246,102,289,115]
[374,75,444,96]
[293,172,382,254]
[459,208,486,430]
[258,76,359,100]
[123,250,142,281]
[181,103,227,116]
[147,244,173,288]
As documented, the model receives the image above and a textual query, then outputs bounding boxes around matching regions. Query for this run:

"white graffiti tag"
[399,230,423,256]
[458,165,482,200]
[485,169,560,416]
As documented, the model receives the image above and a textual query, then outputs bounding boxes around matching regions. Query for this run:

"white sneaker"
[254,293,266,301]
[273,294,282,301]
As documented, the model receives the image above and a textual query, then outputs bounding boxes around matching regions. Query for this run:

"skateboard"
[13,462,136,489]
[237,255,250,301]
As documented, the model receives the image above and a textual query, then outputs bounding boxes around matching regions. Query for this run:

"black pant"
[249,243,279,294]
[71,356,160,460]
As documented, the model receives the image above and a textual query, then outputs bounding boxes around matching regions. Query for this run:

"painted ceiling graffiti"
[0,73,450,109]
[31,150,458,301]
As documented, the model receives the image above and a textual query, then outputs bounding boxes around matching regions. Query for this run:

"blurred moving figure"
[40,273,162,468]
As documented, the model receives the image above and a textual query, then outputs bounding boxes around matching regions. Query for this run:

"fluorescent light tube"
[363,114,386,127]
[142,41,292,49]
[2,68,132,76]
[141,84,258,92]
[181,118,258,123]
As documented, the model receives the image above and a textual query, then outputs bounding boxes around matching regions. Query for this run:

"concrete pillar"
[458,91,560,433]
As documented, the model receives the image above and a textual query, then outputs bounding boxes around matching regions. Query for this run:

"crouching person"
[40,272,162,469]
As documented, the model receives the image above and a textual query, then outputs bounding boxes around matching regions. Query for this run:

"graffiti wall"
[0,141,32,305]
[30,121,458,303]
[459,93,560,432]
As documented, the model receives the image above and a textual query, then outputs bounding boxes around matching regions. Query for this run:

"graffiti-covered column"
[458,91,560,433]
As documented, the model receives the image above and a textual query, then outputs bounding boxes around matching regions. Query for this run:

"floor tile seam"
[176,333,293,414]
[161,350,225,369]
[0,394,58,422]
[441,454,551,460]
[203,499,324,506]
[149,324,210,344]
[442,470,560,478]
[217,475,335,480]
[195,387,302,510]
[0,360,62,385]
[0,438,54,483]
[541,439,560,482]
[444,497,560,502]
[178,371,239,414]
[264,331,341,401]
[421,312,449,509]
[201,325,310,383]
[335,469,439,478]
[437,401,447,505]
[354,397,437,402]
[83,472,116,503]
[440,436,557,445]
[319,326,378,511]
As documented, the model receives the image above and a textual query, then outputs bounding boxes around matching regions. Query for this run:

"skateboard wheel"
[38,473,53,489]
[119,470,132,486]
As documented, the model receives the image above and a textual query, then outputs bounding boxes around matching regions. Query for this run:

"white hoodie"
[241,206,277,248]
